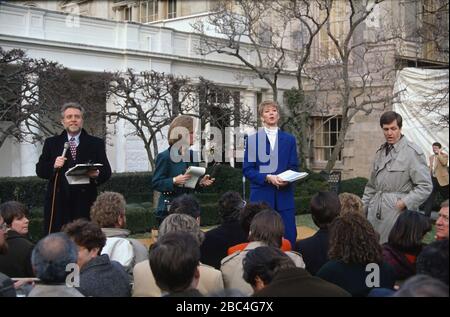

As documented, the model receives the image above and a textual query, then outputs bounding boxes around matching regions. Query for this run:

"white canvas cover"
[393,67,449,162]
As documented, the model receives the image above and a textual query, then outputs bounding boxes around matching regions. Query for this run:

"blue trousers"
[278,208,297,248]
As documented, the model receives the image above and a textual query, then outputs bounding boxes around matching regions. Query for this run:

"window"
[168,0,177,19]
[258,23,273,46]
[318,1,348,60]
[291,30,303,50]
[140,0,158,23]
[123,6,132,21]
[313,116,342,161]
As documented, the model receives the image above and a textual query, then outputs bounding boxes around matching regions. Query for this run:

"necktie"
[69,137,77,161]
[385,144,393,156]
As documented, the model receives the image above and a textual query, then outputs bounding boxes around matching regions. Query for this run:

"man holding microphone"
[36,102,111,234]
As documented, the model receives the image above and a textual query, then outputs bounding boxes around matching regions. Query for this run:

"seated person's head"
[158,213,204,246]
[338,192,364,216]
[90,191,127,229]
[329,213,382,265]
[0,216,8,254]
[416,239,449,285]
[248,210,284,248]
[310,192,341,229]
[149,231,200,294]
[243,246,295,292]
[0,201,30,236]
[31,232,78,284]
[394,274,449,297]
[436,200,449,240]
[387,210,431,253]
[169,194,201,223]
[218,191,245,223]
[239,202,271,236]
[63,219,106,269]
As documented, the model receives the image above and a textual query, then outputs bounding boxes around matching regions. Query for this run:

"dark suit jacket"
[316,259,396,297]
[36,129,111,233]
[0,230,34,278]
[151,147,199,219]
[200,220,248,269]
[295,228,329,275]
[252,267,350,297]
[243,129,298,211]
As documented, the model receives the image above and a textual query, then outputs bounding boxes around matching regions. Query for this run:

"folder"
[65,163,103,185]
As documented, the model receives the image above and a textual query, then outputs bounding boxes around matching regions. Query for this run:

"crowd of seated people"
[0,193,448,297]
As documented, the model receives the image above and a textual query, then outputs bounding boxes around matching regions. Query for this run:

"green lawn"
[131,213,436,244]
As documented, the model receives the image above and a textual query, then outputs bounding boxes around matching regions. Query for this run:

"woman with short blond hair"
[243,100,299,247]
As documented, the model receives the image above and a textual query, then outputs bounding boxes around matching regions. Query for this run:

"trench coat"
[362,136,432,244]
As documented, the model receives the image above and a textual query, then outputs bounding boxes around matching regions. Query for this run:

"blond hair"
[339,192,364,216]
[258,100,280,118]
[167,115,194,146]
[90,191,126,228]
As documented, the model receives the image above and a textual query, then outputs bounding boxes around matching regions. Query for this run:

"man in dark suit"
[295,192,341,275]
[36,102,111,234]
[243,100,299,247]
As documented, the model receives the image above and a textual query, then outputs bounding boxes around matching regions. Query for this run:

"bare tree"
[193,0,330,169]
[315,0,404,172]
[0,47,73,149]
[411,0,449,129]
[105,69,255,171]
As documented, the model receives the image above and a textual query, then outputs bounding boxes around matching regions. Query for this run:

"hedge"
[4,167,370,242]
[340,177,369,197]
[0,172,153,208]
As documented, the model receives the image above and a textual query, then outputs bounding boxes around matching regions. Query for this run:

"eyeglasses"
[0,223,8,231]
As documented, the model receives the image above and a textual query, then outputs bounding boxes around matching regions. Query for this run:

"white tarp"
[393,67,449,162]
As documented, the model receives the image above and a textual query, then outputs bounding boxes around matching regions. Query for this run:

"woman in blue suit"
[243,100,299,247]
[152,115,214,224]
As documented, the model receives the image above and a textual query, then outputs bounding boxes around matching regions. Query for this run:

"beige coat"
[132,260,224,297]
[429,152,449,186]
[220,241,305,296]
[363,136,432,244]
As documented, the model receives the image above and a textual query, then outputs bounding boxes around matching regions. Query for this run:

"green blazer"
[152,147,199,218]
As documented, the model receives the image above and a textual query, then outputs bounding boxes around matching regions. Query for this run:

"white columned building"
[0,2,297,176]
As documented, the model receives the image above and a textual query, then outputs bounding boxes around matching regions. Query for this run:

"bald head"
[32,233,78,283]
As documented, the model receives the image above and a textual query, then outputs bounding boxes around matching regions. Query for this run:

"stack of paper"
[276,170,308,183]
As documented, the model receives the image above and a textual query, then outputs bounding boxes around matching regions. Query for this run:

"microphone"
[55,142,70,171]
[242,133,248,201]
[62,142,70,158]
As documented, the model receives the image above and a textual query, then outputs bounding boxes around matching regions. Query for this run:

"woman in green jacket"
[152,115,214,224]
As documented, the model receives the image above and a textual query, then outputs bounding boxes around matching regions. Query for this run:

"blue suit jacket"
[243,129,299,211]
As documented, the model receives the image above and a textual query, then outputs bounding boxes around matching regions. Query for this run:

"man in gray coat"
[362,111,432,244]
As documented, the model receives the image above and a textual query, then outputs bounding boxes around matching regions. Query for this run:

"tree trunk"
[298,113,310,170]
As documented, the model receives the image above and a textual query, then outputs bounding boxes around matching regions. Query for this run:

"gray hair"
[441,200,449,208]
[158,213,205,245]
[31,233,78,283]
[60,102,85,118]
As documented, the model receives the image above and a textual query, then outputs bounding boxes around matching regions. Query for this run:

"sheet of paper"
[183,166,206,189]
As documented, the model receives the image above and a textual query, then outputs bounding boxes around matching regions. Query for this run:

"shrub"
[340,177,369,197]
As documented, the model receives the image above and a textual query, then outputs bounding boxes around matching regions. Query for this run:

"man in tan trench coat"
[362,111,432,244]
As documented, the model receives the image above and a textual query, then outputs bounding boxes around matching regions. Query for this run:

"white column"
[18,74,40,176]
[106,88,127,173]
